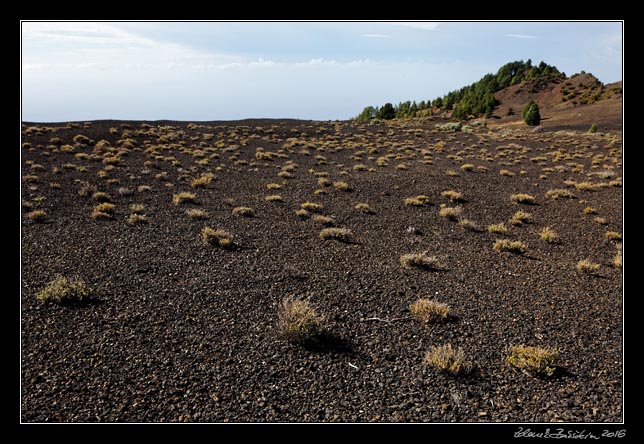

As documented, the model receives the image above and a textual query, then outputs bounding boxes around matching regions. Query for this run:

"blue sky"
[21,21,622,122]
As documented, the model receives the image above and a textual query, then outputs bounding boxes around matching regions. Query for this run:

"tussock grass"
[278,296,324,344]
[127,213,148,225]
[172,192,196,205]
[511,194,536,204]
[545,189,575,200]
[191,173,215,188]
[439,206,462,221]
[37,275,91,304]
[25,210,48,223]
[605,231,622,241]
[441,190,464,202]
[202,227,233,249]
[539,227,560,243]
[488,223,508,234]
[424,344,472,376]
[232,206,255,217]
[400,252,443,270]
[409,299,450,323]
[186,209,208,220]
[576,259,600,273]
[301,202,323,212]
[265,195,283,202]
[493,239,527,254]
[507,345,559,377]
[319,227,353,242]
[404,195,430,207]
[509,210,532,226]
[354,203,375,214]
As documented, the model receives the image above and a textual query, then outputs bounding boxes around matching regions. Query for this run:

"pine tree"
[523,100,540,126]
[377,103,395,120]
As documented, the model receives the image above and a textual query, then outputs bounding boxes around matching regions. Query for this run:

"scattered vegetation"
[441,190,464,202]
[25,209,48,222]
[202,227,233,248]
[493,239,527,254]
[488,223,508,234]
[424,344,472,376]
[400,252,443,270]
[409,299,450,323]
[37,275,91,304]
[404,195,430,207]
[191,173,215,188]
[172,192,196,205]
[319,227,353,242]
[265,195,283,202]
[232,206,255,217]
[511,193,536,204]
[301,202,323,212]
[295,209,310,218]
[277,296,324,345]
[605,231,622,241]
[127,213,148,225]
[186,209,208,220]
[439,206,462,221]
[539,227,560,243]
[354,203,375,214]
[333,181,350,191]
[507,345,559,377]
[92,203,116,220]
[545,189,575,200]
[509,210,532,226]
[576,259,600,274]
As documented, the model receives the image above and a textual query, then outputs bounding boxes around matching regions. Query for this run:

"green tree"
[356,106,376,121]
[433,97,443,109]
[377,103,396,120]
[523,100,541,126]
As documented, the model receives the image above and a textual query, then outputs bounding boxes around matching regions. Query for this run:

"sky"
[21,21,623,122]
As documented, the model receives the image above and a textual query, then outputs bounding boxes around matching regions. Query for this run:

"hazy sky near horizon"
[22,21,623,122]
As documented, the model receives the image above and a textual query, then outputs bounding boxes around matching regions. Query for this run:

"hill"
[356,60,622,132]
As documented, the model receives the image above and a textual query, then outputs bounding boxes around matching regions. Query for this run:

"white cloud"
[504,34,538,39]
[362,34,391,38]
[393,22,440,31]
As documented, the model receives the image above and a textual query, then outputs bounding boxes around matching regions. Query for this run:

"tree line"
[354,60,563,122]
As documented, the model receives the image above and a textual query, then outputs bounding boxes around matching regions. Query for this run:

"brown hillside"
[491,73,622,132]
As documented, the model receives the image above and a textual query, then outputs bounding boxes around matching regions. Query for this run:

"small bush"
[605,231,622,241]
[202,227,233,248]
[574,182,596,191]
[186,209,208,220]
[278,296,324,344]
[511,193,535,204]
[493,239,527,254]
[232,206,255,217]
[409,299,450,323]
[441,190,464,202]
[576,259,600,273]
[405,195,430,207]
[593,217,607,225]
[191,173,214,188]
[439,206,462,221]
[354,203,375,214]
[499,169,515,177]
[460,164,475,172]
[37,275,91,304]
[509,210,532,226]
[446,170,460,177]
[400,252,443,270]
[588,123,597,134]
[614,248,622,268]
[127,213,148,225]
[488,223,508,234]
[582,207,597,215]
[301,202,323,212]
[333,181,350,191]
[458,218,479,231]
[539,227,560,243]
[312,215,335,226]
[545,189,575,200]
[266,183,282,190]
[138,185,151,193]
[129,204,146,214]
[507,345,558,377]
[173,192,196,205]
[424,344,471,376]
[319,227,353,242]
[25,210,48,222]
[295,209,310,218]
[92,192,112,202]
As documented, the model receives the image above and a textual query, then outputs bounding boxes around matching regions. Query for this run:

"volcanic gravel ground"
[21,119,623,422]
